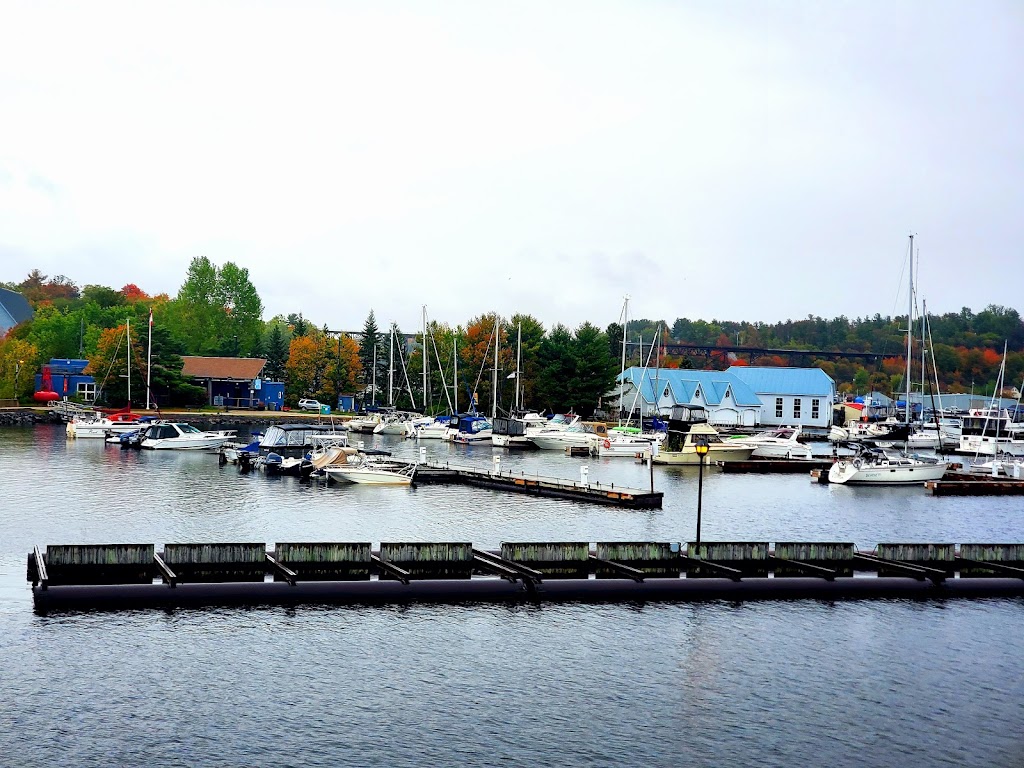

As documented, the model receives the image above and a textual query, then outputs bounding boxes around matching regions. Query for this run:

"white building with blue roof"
[612,367,764,427]
[727,366,837,429]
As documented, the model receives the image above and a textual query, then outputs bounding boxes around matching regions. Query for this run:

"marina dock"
[26,540,1024,612]
[412,460,663,508]
[718,458,834,473]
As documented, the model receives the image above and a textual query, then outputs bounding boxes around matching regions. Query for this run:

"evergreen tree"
[359,310,382,405]
[265,323,289,382]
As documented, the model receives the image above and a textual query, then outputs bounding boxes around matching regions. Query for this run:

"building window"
[812,399,820,420]
[793,398,802,419]
[775,398,783,418]
[77,382,96,402]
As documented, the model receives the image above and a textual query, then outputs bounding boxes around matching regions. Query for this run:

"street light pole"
[694,435,709,547]
[14,360,24,401]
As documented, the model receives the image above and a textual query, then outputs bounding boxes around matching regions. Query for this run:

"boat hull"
[827,460,947,484]
[652,446,754,465]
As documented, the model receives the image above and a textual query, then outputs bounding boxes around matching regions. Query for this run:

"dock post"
[493,455,501,476]
[581,465,588,486]
[420,447,426,466]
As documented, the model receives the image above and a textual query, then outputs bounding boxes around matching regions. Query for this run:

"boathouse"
[612,368,763,427]
[728,366,836,429]
[0,287,33,335]
[181,356,283,410]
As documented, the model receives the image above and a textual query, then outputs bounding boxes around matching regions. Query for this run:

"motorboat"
[67,411,147,439]
[651,405,754,465]
[448,414,493,443]
[828,419,907,443]
[323,454,416,485]
[140,422,235,450]
[257,423,348,458]
[827,444,948,485]
[597,431,665,458]
[726,426,812,460]
[491,412,548,448]
[529,421,607,451]
[414,416,450,440]
[965,454,1024,478]
[955,409,1024,456]
[346,412,383,434]
[373,411,425,435]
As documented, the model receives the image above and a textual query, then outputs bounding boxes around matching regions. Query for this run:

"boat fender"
[603,439,611,449]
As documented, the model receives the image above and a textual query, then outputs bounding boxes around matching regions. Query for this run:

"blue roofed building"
[0,287,34,335]
[727,366,837,429]
[612,367,764,427]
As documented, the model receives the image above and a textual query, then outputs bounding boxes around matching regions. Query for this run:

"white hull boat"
[827,446,947,484]
[325,460,416,485]
[726,426,812,460]
[653,422,754,465]
[67,417,146,439]
[141,422,235,450]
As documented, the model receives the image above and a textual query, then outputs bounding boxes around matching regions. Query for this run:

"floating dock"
[26,540,1024,612]
[412,461,662,508]
[925,478,1024,496]
[718,458,834,474]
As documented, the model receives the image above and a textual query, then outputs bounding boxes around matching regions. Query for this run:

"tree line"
[2,261,1022,411]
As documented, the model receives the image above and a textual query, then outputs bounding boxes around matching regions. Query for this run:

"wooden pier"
[412,460,663,508]
[25,540,1024,612]
[925,478,1024,496]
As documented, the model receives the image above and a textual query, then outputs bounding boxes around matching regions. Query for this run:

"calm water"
[1,424,1023,767]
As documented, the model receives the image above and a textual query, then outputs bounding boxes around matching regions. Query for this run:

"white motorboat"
[725,426,812,460]
[140,422,235,450]
[67,413,147,439]
[258,423,348,458]
[346,413,382,433]
[324,456,416,485]
[827,445,947,485]
[529,421,606,451]
[597,432,665,458]
[414,418,450,440]
[491,413,549,448]
[448,415,493,443]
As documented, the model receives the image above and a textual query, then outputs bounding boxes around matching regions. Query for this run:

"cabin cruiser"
[413,416,451,440]
[827,444,948,485]
[726,426,812,460]
[491,412,549,448]
[447,414,493,443]
[651,405,754,465]
[140,422,235,450]
[257,423,348,458]
[67,411,148,439]
[529,421,608,451]
[955,409,1024,456]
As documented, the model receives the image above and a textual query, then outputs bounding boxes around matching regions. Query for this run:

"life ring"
[602,439,611,449]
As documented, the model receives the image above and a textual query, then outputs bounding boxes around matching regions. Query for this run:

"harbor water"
[1,424,1023,766]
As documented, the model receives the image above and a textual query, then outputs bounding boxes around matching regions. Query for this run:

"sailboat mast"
[905,235,913,426]
[146,308,152,410]
[126,316,131,407]
[492,315,499,420]
[515,322,522,412]
[372,345,377,407]
[453,338,458,413]
[618,296,629,425]
[422,306,428,414]
[388,326,394,406]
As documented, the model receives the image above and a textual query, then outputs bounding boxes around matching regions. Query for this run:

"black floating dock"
[25,540,1024,612]
[413,461,663,508]
[926,478,1024,495]
[718,459,834,473]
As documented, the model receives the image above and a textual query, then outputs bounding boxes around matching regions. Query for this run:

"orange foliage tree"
[460,314,514,412]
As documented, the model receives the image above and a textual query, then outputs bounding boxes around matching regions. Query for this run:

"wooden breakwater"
[412,460,663,508]
[26,540,1024,612]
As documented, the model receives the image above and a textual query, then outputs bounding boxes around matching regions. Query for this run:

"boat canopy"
[261,423,345,448]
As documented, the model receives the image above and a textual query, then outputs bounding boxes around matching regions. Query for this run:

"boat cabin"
[260,423,348,456]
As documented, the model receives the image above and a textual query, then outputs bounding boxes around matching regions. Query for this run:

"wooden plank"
[275,542,371,564]
[33,545,48,590]
[163,543,266,565]
[877,543,955,563]
[588,554,645,582]
[955,557,1024,579]
[153,553,177,587]
[774,542,856,562]
[501,542,590,563]
[596,542,680,562]
[265,553,297,586]
[46,543,154,566]
[370,554,410,584]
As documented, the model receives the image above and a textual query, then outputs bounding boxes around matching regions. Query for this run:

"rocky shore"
[0,409,63,427]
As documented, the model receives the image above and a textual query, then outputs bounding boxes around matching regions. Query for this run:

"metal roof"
[727,366,835,396]
[0,287,34,329]
[181,356,267,380]
[618,367,762,407]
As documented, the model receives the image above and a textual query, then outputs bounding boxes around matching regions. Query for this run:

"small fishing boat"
[323,455,416,485]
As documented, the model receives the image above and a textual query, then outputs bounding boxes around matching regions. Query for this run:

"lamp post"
[694,435,709,548]
[14,359,24,401]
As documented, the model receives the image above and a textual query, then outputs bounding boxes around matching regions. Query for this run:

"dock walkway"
[413,460,662,508]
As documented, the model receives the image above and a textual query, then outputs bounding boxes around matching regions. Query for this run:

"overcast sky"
[1,1,1021,333]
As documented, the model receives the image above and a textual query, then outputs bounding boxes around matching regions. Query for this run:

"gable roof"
[618,367,762,407]
[0,287,34,328]
[727,366,835,397]
[181,356,267,380]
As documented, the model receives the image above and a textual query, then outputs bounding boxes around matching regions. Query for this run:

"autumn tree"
[325,334,362,407]
[0,337,40,401]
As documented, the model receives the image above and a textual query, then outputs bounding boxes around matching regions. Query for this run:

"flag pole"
[146,308,153,410]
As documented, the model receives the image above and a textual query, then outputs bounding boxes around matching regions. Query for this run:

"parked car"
[298,398,323,412]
